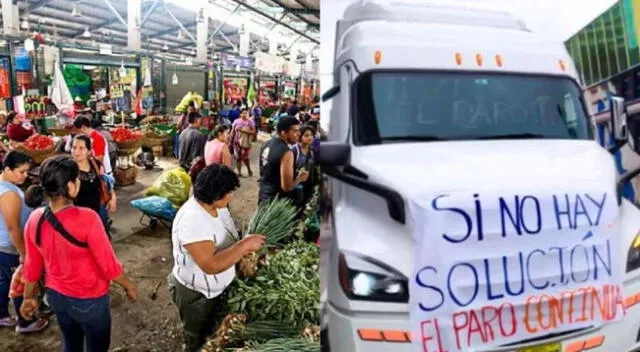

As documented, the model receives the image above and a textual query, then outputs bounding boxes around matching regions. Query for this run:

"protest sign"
[409,184,625,351]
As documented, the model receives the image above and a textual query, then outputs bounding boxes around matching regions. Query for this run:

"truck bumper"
[326,289,640,352]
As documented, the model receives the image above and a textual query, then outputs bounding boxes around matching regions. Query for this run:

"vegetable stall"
[201,196,321,352]
[111,126,144,186]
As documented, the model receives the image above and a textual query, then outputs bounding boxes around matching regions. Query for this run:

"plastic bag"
[144,167,192,206]
[130,196,177,221]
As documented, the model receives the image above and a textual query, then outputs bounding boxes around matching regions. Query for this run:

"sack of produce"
[144,167,192,206]
[130,196,177,221]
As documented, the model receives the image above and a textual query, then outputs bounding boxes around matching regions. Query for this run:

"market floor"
[0,145,262,352]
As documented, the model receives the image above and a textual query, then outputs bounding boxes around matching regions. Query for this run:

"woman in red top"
[5,111,34,143]
[20,156,137,352]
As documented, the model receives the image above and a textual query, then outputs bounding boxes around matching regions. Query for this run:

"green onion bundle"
[245,197,298,247]
[244,337,320,352]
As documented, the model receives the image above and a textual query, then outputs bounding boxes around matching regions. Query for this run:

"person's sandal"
[15,317,48,333]
[0,316,17,327]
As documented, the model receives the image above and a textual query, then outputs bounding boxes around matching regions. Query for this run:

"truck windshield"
[353,71,591,145]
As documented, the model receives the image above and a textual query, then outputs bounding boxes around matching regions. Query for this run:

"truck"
[319,1,640,351]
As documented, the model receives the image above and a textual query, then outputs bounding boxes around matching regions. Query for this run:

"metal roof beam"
[209,4,240,45]
[148,21,196,39]
[163,3,197,44]
[267,0,318,29]
[140,0,161,26]
[100,0,127,28]
[292,0,318,16]
[26,0,53,13]
[223,0,319,44]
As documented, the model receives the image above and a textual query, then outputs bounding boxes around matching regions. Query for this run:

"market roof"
[5,0,319,63]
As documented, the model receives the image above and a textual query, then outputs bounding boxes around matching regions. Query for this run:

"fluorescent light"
[71,4,82,17]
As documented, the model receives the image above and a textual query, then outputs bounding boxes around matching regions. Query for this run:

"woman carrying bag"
[70,135,117,238]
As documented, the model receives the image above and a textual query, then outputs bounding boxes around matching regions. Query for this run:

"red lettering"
[548,295,564,326]
[452,312,469,350]
[524,295,538,333]
[480,306,497,342]
[498,302,517,337]
[433,318,448,352]
[467,310,487,347]
[420,320,435,352]
[537,295,555,331]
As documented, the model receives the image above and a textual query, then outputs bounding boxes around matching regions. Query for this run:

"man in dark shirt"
[228,101,241,123]
[258,117,309,204]
[287,100,300,117]
[178,113,206,171]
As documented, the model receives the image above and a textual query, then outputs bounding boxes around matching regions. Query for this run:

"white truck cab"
[319,1,640,351]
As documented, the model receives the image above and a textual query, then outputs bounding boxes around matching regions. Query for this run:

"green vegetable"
[242,321,300,342]
[244,197,298,247]
[226,241,320,327]
[244,337,320,352]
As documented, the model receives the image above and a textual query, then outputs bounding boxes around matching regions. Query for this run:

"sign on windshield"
[408,184,624,351]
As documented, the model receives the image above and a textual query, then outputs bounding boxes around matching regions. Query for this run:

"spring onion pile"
[244,197,298,247]
[242,337,320,352]
[227,241,320,325]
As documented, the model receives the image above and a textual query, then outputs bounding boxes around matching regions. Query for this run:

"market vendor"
[73,96,85,112]
[169,164,265,352]
[5,112,35,143]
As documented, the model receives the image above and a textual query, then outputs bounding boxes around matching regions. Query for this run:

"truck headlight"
[627,231,640,273]
[338,252,409,303]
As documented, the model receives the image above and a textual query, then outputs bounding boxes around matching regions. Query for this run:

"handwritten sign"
[409,185,624,351]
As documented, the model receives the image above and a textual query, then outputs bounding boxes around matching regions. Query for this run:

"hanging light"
[163,43,169,51]
[91,39,96,46]
[71,4,82,17]
[177,31,183,40]
[190,48,196,56]
[180,54,184,60]
[172,72,178,85]
[82,27,91,38]
[20,19,30,30]
[238,23,246,35]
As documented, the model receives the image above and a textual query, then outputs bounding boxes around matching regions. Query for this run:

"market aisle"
[0,145,262,352]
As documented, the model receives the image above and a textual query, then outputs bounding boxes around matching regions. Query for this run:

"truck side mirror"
[610,96,628,142]
[318,142,350,167]
[322,86,340,102]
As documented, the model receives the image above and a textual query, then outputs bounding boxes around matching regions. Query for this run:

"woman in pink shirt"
[20,156,137,352]
[204,124,232,167]
[230,109,256,177]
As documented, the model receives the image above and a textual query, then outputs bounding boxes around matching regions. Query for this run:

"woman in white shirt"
[169,164,265,352]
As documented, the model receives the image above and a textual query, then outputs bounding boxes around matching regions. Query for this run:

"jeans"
[173,133,181,158]
[46,289,111,352]
[0,251,31,327]
[169,274,228,352]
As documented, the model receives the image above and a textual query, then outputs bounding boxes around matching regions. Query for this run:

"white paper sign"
[99,44,112,55]
[409,184,625,352]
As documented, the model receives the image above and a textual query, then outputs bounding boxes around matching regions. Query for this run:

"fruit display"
[23,134,55,151]
[111,126,144,154]
[16,134,57,164]
[112,126,144,143]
